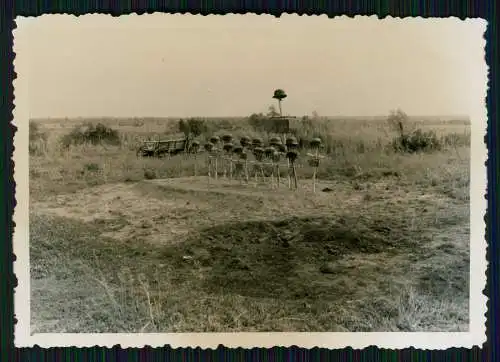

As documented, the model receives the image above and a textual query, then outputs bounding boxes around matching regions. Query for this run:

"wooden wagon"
[136,138,192,157]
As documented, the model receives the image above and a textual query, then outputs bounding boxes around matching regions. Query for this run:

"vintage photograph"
[13,14,487,348]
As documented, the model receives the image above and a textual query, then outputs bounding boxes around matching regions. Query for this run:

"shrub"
[392,129,441,153]
[248,113,268,132]
[387,109,441,153]
[387,109,411,135]
[61,122,120,148]
[179,118,207,138]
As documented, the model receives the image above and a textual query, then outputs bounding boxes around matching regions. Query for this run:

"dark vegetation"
[178,118,208,139]
[61,122,121,148]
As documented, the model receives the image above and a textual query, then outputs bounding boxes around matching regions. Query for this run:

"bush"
[178,118,207,138]
[61,123,121,148]
[387,109,441,153]
[248,113,268,132]
[392,129,441,153]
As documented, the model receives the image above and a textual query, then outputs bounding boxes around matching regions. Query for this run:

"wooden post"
[222,155,227,178]
[292,161,298,190]
[308,139,323,194]
[235,156,246,185]
[313,148,319,193]
[270,161,274,189]
[276,162,280,188]
[229,156,233,181]
[238,161,243,185]
[215,157,218,180]
[244,159,249,182]
[312,167,317,193]
[207,156,211,185]
[287,158,291,188]
[193,153,197,177]
[286,148,298,190]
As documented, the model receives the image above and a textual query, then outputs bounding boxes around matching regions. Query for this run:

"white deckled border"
[12,13,488,349]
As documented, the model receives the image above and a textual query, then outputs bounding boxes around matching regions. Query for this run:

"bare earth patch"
[30,174,469,332]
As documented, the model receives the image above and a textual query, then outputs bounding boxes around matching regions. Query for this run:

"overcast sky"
[14,14,486,118]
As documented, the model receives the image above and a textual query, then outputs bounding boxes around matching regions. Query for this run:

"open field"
[29,116,471,333]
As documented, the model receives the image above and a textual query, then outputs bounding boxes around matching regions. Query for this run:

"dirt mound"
[167,216,417,301]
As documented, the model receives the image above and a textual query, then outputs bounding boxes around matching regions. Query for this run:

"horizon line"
[30,114,472,121]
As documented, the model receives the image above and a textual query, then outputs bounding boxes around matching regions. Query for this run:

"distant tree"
[178,118,207,139]
[387,109,409,136]
[248,112,266,132]
[272,89,287,116]
[312,110,319,120]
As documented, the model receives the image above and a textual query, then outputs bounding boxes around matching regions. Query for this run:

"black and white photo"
[13,14,487,349]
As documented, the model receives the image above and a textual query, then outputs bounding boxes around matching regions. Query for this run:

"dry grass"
[29,116,470,333]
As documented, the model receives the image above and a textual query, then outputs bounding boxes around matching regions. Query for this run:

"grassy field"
[29,115,471,333]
